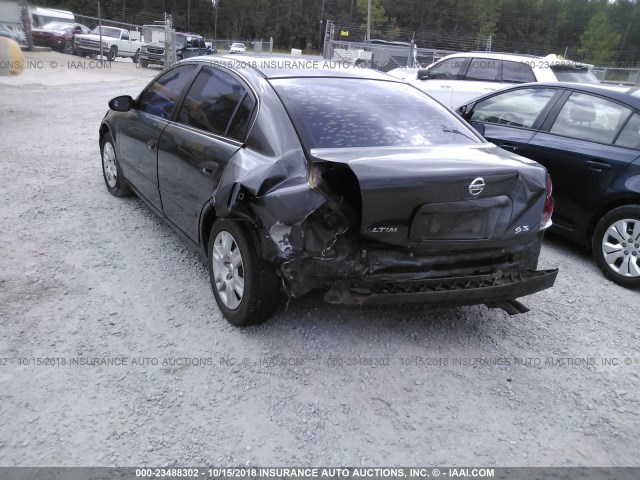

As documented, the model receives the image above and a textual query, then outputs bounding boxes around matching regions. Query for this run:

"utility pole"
[366,0,371,42]
[318,0,325,53]
[98,0,104,60]
[213,0,219,40]
[188,0,190,31]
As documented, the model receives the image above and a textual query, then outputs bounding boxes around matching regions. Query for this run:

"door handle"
[500,143,518,152]
[200,162,219,176]
[147,139,158,151]
[586,160,611,171]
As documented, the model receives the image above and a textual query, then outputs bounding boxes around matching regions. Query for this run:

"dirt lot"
[0,50,639,467]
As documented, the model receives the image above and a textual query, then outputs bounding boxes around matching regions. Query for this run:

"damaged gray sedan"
[100,57,557,326]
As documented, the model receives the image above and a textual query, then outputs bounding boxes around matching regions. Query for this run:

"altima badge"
[469,177,485,195]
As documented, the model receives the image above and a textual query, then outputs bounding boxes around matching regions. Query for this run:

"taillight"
[541,174,553,229]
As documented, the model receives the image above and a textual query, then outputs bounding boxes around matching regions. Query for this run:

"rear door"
[450,57,503,107]
[157,66,256,242]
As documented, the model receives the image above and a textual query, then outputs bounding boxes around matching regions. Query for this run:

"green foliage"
[356,0,388,39]
[38,0,640,61]
[579,10,621,65]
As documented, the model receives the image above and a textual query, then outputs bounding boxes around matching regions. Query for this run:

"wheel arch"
[586,196,640,245]
[99,123,115,145]
[200,201,266,261]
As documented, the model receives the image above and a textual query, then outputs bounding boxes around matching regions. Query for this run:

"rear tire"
[100,132,132,197]
[208,219,281,326]
[592,205,640,288]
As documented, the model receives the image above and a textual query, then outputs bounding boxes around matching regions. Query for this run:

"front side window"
[464,58,501,82]
[137,64,197,120]
[177,67,254,140]
[427,57,468,80]
[470,88,557,129]
[273,78,481,149]
[615,113,640,149]
[550,92,632,144]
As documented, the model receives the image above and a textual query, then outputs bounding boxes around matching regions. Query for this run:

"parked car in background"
[205,41,216,54]
[457,83,640,287]
[229,42,246,54]
[389,52,599,107]
[139,32,210,68]
[0,23,20,42]
[28,6,74,27]
[31,21,90,54]
[99,57,557,325]
[75,26,142,62]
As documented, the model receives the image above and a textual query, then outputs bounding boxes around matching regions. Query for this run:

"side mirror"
[417,68,429,80]
[109,95,134,112]
[457,103,475,120]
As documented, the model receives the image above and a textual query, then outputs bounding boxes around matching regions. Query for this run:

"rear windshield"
[551,66,600,84]
[91,26,121,38]
[272,78,481,149]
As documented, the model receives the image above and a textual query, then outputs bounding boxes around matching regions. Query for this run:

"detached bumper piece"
[323,269,558,315]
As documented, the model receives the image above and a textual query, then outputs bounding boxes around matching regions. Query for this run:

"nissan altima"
[100,57,557,326]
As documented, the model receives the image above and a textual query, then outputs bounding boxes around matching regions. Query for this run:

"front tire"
[592,205,640,287]
[100,132,132,197]
[208,219,281,326]
[63,40,73,55]
[107,46,117,61]
[139,59,149,68]
[132,49,140,63]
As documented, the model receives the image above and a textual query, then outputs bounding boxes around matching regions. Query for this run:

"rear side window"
[502,61,536,83]
[551,66,600,84]
[177,67,254,140]
[272,78,481,149]
[464,58,501,82]
[615,113,640,149]
[550,92,632,144]
[138,64,197,119]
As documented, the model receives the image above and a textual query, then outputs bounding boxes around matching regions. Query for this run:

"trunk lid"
[310,144,548,248]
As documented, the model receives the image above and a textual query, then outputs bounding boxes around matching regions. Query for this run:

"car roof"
[516,82,640,109]
[438,51,590,67]
[184,55,403,81]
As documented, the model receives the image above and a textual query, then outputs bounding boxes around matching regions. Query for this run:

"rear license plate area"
[410,196,512,241]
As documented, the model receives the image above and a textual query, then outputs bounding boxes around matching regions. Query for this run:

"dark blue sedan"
[458,83,640,287]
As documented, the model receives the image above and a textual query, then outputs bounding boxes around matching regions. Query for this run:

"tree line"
[39,0,640,65]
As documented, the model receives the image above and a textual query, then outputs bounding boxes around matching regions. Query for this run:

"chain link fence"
[592,68,640,86]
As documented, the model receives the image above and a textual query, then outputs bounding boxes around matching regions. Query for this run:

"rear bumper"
[324,268,558,312]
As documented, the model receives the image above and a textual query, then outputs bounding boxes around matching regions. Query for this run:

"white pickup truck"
[74,26,142,62]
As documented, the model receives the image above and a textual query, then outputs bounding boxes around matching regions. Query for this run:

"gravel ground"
[0,50,639,468]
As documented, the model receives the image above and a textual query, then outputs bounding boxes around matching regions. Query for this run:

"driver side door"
[117,64,198,209]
